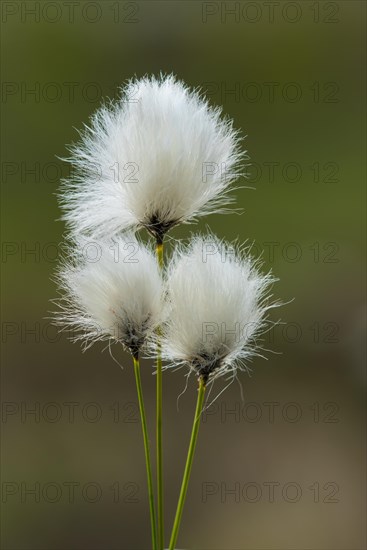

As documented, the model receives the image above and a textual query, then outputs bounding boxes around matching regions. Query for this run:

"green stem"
[168,377,206,550]
[133,355,158,550]
[155,240,164,550]
[156,241,164,271]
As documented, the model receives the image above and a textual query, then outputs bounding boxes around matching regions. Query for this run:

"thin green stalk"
[169,377,206,550]
[155,240,164,550]
[156,241,164,271]
[133,355,158,550]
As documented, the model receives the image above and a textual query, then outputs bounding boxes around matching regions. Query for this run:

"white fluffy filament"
[59,74,245,240]
[54,233,163,355]
[160,234,279,382]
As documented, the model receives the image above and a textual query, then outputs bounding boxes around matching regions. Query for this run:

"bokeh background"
[1,1,366,549]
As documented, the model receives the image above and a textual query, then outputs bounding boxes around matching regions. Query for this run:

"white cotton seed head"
[160,234,278,383]
[54,234,163,356]
[59,74,245,241]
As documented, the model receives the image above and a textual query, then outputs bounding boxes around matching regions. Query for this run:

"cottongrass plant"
[160,234,276,384]
[59,74,244,548]
[59,74,244,243]
[55,74,281,550]
[54,233,163,550]
[159,234,278,549]
[55,234,163,355]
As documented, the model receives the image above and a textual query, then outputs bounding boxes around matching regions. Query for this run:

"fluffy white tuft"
[160,234,279,383]
[54,233,163,355]
[59,74,244,241]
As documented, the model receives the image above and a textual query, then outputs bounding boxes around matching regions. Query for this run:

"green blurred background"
[1,1,366,549]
